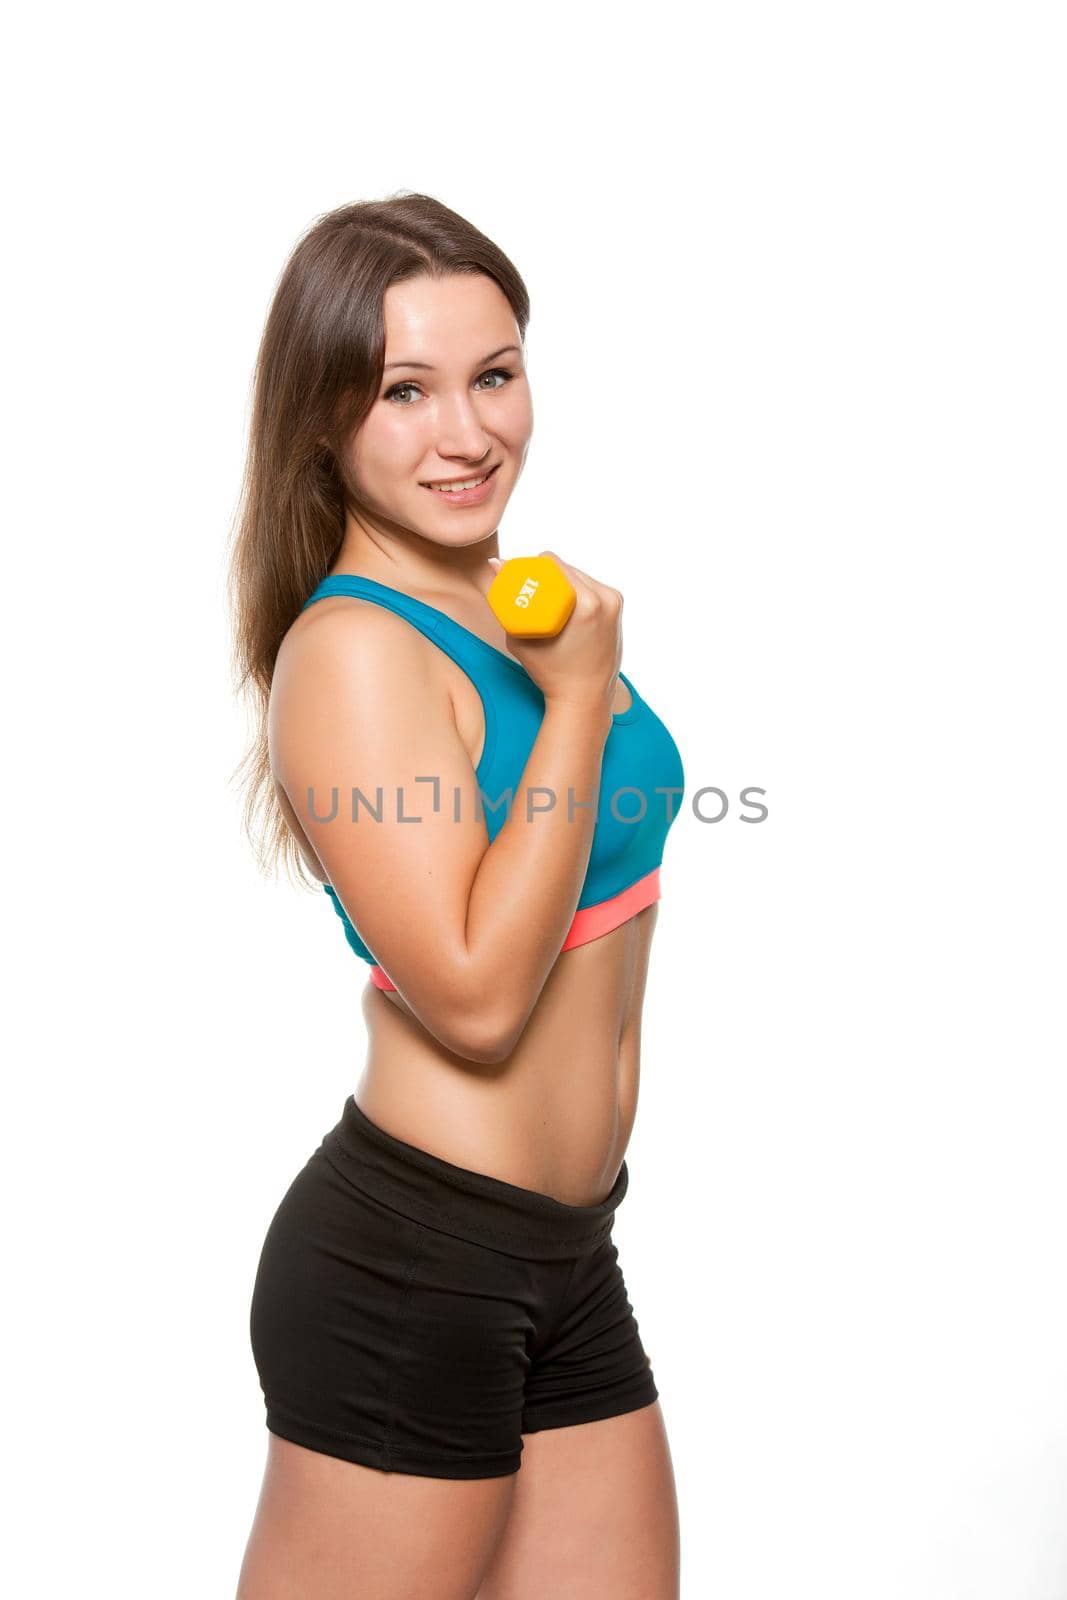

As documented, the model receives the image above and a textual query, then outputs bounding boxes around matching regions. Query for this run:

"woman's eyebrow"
[383,344,521,372]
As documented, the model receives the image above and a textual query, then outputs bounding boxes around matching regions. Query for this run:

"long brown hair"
[226,191,531,889]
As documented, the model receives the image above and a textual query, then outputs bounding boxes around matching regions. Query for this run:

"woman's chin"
[415,500,511,544]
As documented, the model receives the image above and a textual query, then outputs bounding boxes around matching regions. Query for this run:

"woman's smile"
[419,459,502,506]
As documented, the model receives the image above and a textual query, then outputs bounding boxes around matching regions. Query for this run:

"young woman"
[231,194,686,1600]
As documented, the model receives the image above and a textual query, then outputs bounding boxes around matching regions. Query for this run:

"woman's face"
[338,272,533,549]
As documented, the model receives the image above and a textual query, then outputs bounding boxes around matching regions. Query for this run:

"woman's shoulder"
[275,588,445,692]
[269,589,461,780]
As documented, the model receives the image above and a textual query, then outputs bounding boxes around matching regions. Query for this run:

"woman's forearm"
[459,696,613,1051]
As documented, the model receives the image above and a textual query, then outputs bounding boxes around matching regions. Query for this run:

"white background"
[5,2,1065,1595]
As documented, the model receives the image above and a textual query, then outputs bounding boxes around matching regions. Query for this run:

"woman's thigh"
[477,1400,680,1600]
[236,1434,518,1600]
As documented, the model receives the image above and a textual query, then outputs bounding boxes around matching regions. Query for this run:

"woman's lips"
[421,461,501,507]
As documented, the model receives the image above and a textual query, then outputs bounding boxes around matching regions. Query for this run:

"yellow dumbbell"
[486,556,577,638]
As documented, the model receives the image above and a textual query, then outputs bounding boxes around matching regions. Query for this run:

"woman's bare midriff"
[357,902,657,1207]
[277,591,658,1208]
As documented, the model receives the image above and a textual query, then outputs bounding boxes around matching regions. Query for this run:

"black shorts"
[249,1094,659,1480]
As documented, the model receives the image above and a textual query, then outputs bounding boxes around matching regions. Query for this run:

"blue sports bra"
[299,574,685,990]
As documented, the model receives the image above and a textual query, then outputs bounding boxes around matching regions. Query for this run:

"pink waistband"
[367,866,662,994]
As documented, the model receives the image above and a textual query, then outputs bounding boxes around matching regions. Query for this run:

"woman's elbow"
[441,997,522,1065]
[384,957,527,1065]
[434,974,526,1065]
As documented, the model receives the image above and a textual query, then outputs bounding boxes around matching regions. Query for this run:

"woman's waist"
[355,907,653,1200]
[356,1036,638,1207]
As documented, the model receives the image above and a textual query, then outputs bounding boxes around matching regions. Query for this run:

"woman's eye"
[383,368,513,406]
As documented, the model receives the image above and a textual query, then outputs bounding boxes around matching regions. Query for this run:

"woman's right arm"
[270,588,617,1064]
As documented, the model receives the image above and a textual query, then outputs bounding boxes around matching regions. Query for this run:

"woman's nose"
[434,392,494,457]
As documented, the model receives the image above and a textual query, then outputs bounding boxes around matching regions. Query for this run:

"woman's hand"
[487,551,623,719]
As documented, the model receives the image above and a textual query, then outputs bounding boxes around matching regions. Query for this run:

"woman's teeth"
[431,472,490,493]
